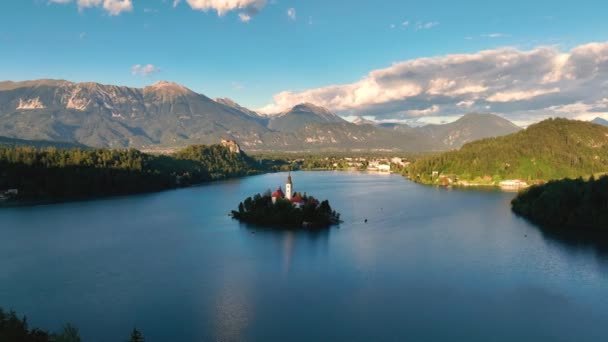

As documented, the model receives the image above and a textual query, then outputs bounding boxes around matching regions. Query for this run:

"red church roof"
[272,188,285,198]
[290,196,304,204]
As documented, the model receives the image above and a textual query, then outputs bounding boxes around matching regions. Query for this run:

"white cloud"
[481,33,510,38]
[415,21,439,30]
[173,0,181,7]
[185,0,266,16]
[49,0,133,15]
[401,21,409,27]
[287,8,296,21]
[238,12,251,22]
[486,88,560,102]
[407,105,440,116]
[101,0,132,15]
[131,64,160,77]
[258,41,608,125]
[549,99,608,121]
[457,100,475,108]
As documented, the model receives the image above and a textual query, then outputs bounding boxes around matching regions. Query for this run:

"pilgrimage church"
[271,172,305,207]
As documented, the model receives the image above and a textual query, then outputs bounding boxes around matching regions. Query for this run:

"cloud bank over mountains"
[259,42,608,126]
[50,0,268,19]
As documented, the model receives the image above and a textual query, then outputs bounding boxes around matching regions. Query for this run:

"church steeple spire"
[285,171,293,200]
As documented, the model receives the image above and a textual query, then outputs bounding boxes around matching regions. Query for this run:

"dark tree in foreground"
[0,308,50,342]
[129,327,145,342]
[54,323,81,342]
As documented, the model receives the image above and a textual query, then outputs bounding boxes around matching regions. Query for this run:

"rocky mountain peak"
[215,98,262,119]
[591,117,608,126]
[145,81,195,97]
[215,98,238,107]
[352,116,376,125]
[290,102,332,115]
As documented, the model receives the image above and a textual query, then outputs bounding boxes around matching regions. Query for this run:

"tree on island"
[232,191,341,228]
[55,323,81,342]
[129,327,145,342]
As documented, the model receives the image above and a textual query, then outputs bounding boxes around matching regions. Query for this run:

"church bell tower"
[286,172,293,200]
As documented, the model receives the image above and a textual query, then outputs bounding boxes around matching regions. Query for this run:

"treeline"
[0,144,266,202]
[174,144,260,177]
[232,191,341,228]
[511,176,608,230]
[407,118,608,184]
[0,136,88,150]
[0,307,145,341]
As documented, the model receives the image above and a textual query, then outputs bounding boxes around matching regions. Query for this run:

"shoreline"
[0,170,526,209]
[0,171,269,209]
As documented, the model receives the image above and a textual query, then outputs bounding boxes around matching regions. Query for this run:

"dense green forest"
[232,191,341,228]
[0,307,144,341]
[511,176,608,230]
[407,119,608,185]
[0,144,266,203]
[174,144,261,177]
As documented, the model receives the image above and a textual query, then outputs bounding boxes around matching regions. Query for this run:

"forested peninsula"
[511,176,608,230]
[0,141,276,204]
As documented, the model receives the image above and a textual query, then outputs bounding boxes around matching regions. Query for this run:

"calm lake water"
[1,171,608,341]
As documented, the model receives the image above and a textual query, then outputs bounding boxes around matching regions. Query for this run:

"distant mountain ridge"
[0,79,522,152]
[416,113,522,148]
[591,117,608,126]
[268,103,346,132]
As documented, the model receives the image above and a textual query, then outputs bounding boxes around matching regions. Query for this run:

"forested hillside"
[174,144,260,177]
[408,118,608,185]
[512,176,608,230]
[0,143,263,202]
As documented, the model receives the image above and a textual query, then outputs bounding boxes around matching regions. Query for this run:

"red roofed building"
[271,174,305,208]
[271,187,284,204]
[290,195,304,208]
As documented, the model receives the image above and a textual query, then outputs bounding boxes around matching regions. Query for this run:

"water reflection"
[538,224,608,259]
[212,269,252,341]
[239,223,331,275]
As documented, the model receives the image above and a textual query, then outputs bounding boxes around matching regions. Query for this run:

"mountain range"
[0,79,523,152]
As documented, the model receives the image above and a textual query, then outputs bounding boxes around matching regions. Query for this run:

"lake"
[1,171,608,341]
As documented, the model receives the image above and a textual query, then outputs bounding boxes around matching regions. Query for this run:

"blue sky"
[1,0,608,124]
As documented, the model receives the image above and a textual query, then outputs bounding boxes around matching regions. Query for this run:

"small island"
[231,173,341,228]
